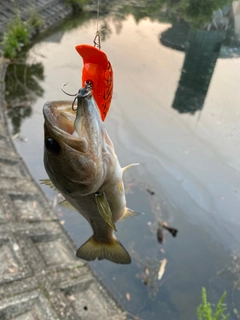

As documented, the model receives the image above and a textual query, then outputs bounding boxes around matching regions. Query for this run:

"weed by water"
[63,0,87,12]
[2,11,30,59]
[1,9,44,59]
[197,288,230,320]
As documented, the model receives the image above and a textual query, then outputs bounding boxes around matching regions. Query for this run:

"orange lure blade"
[75,44,113,121]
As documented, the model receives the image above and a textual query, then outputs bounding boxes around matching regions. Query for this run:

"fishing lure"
[75,44,113,121]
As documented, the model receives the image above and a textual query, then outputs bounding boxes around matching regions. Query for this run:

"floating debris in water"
[157,224,164,243]
[12,132,20,140]
[11,132,28,142]
[157,221,178,244]
[158,258,167,281]
[146,189,155,195]
[126,292,131,301]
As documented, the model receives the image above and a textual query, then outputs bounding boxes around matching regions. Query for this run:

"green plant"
[1,9,44,59]
[63,0,87,12]
[27,9,44,33]
[197,287,230,320]
[1,10,31,59]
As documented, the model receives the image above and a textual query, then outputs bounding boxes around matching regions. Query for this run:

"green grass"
[197,288,230,320]
[2,11,30,59]
[1,9,44,59]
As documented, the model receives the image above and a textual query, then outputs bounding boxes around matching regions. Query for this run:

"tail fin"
[76,236,131,264]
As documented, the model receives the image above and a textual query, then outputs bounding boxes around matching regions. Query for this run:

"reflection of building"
[160,20,190,52]
[159,3,240,114]
[172,30,226,114]
[233,0,240,39]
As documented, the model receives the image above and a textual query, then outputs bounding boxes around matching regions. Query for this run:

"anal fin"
[76,236,131,264]
[95,192,117,231]
[120,208,143,221]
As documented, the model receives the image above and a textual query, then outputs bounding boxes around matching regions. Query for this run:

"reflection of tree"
[89,0,234,48]
[112,15,124,35]
[5,54,44,134]
[91,0,233,29]
[99,20,112,41]
[169,0,232,30]
[7,106,32,135]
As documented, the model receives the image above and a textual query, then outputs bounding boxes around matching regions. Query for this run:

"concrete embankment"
[0,1,127,319]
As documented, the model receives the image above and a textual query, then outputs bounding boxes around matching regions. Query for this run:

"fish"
[42,85,138,264]
[75,44,113,121]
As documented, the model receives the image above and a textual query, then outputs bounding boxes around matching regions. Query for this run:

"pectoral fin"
[122,163,139,173]
[95,192,117,231]
[59,200,77,211]
[40,179,57,191]
[76,235,131,264]
[120,208,143,221]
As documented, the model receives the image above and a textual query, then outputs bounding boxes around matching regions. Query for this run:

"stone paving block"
[58,277,126,320]
[0,192,20,223]
[0,276,39,301]
[0,147,18,160]
[0,206,5,222]
[0,135,11,149]
[0,233,31,284]
[0,193,10,223]
[0,290,59,320]
[10,193,57,222]
[15,221,80,272]
[0,177,39,193]
[44,266,89,290]
[0,158,27,179]
[36,236,74,267]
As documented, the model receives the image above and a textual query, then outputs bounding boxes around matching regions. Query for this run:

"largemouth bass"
[42,86,137,264]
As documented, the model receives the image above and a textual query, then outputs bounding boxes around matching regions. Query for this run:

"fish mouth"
[43,100,77,137]
[43,100,89,154]
[43,88,103,154]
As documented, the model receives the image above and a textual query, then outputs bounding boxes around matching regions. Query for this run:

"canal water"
[6,5,240,320]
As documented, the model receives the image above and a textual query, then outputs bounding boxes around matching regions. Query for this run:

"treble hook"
[61,82,78,96]
[61,82,93,112]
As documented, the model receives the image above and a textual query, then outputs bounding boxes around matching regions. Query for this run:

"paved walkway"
[0,2,127,319]
[0,0,72,42]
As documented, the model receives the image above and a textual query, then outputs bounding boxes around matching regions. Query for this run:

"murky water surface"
[6,5,240,320]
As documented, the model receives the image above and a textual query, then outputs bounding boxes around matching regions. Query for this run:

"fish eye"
[45,138,61,154]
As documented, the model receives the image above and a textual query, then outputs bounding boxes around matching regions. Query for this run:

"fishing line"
[96,0,100,34]
[93,0,101,49]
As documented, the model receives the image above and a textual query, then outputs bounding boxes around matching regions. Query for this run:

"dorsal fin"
[40,179,57,191]
[122,163,139,173]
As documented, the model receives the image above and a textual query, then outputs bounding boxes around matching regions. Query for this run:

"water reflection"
[158,3,240,114]
[172,30,226,114]
[97,1,240,115]
[5,54,44,134]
